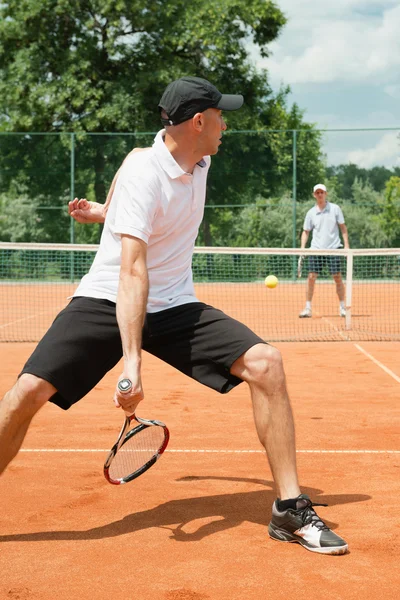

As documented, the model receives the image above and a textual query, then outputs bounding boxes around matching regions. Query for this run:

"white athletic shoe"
[340,307,346,317]
[299,308,312,318]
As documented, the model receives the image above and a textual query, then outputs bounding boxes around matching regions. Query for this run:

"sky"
[250,0,400,168]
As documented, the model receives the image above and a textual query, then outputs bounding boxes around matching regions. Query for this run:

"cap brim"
[217,94,244,111]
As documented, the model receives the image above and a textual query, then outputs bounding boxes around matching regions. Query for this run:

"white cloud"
[255,2,400,86]
[246,1,400,165]
[319,126,400,167]
[347,132,400,167]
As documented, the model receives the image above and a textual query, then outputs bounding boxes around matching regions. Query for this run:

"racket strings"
[108,425,166,481]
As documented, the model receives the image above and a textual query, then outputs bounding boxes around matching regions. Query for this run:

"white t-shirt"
[303,202,345,249]
[74,130,210,312]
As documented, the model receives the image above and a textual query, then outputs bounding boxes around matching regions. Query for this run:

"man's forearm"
[300,231,309,249]
[116,269,149,367]
[115,262,148,414]
[341,225,350,248]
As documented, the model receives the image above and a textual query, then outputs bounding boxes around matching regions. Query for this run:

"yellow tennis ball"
[265,275,278,289]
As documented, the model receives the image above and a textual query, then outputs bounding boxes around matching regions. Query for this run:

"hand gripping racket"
[104,379,169,485]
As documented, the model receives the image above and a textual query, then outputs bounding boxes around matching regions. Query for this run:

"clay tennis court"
[0,280,399,599]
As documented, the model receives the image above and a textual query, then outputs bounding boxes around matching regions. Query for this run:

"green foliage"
[0,0,286,132]
[350,177,381,206]
[205,196,307,247]
[379,176,400,246]
[0,183,68,242]
[0,0,325,243]
[339,202,389,249]
[326,163,400,198]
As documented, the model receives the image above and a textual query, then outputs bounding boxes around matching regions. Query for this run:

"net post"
[345,250,353,330]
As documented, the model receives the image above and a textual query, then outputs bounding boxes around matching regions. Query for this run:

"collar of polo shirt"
[153,130,207,180]
[316,201,330,214]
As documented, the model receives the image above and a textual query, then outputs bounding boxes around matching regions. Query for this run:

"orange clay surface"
[0,341,399,600]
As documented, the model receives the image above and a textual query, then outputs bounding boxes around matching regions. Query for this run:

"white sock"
[340,301,345,308]
[306,301,312,310]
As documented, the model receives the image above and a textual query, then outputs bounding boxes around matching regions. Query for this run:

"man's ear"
[192,112,204,132]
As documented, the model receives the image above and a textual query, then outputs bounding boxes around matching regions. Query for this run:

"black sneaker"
[268,494,348,555]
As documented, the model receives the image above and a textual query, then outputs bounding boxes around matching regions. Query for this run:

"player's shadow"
[0,476,370,543]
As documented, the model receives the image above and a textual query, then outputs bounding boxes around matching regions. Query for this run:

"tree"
[0,0,325,244]
[379,176,400,246]
[326,163,400,199]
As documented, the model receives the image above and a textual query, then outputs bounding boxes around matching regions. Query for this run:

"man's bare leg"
[333,273,345,301]
[306,272,318,302]
[299,272,318,317]
[230,344,300,500]
[0,374,55,475]
[231,344,349,554]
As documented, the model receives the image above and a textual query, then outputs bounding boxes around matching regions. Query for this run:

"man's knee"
[8,374,56,416]
[231,344,284,384]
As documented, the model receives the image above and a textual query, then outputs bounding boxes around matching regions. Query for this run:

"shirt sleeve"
[110,171,160,244]
[303,210,313,231]
[336,206,345,225]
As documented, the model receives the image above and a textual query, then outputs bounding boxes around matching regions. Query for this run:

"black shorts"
[20,298,265,410]
[308,255,342,275]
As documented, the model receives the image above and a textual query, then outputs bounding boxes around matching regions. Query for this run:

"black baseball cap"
[158,76,244,126]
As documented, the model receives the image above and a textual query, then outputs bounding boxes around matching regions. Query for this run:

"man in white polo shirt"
[299,183,350,318]
[0,78,348,555]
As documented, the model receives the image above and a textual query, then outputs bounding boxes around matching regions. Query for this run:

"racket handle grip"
[117,380,135,417]
[118,378,132,393]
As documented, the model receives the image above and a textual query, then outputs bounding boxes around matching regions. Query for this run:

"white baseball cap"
[313,183,327,192]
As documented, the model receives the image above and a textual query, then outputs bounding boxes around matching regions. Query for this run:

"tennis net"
[0,242,399,342]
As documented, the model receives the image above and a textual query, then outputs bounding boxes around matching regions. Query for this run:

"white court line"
[355,343,400,384]
[19,449,400,454]
[306,317,400,383]
[318,312,350,341]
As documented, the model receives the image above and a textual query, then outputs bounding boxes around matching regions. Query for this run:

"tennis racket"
[104,379,169,485]
[297,255,305,278]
